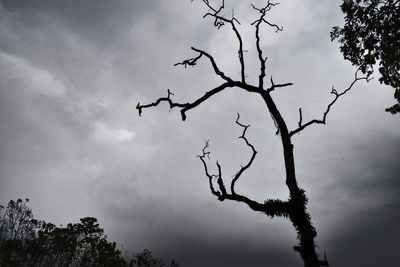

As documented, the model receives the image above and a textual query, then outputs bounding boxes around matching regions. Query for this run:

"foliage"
[132,249,180,267]
[0,199,178,267]
[0,198,38,241]
[331,0,400,114]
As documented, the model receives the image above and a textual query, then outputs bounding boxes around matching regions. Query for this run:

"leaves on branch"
[331,0,400,113]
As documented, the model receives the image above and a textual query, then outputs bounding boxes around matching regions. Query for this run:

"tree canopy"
[0,199,179,267]
[331,0,400,114]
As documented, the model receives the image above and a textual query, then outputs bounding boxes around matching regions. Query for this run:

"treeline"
[0,199,179,267]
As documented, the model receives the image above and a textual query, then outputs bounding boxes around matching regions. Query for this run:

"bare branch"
[136,89,187,116]
[175,47,233,83]
[137,83,233,121]
[200,0,246,83]
[197,117,289,218]
[266,76,293,93]
[174,54,202,68]
[201,0,226,28]
[230,113,257,195]
[251,2,283,33]
[260,18,283,33]
[249,2,282,88]
[198,140,223,199]
[252,4,268,88]
[298,108,303,128]
[215,161,227,196]
[290,68,372,136]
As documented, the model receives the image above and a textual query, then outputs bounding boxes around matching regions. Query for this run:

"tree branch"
[197,117,289,218]
[251,2,282,31]
[198,140,223,200]
[230,113,257,195]
[200,0,246,83]
[250,2,282,88]
[174,47,233,83]
[290,68,372,136]
[266,76,293,93]
[136,82,233,121]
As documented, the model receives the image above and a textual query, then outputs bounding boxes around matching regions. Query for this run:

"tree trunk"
[261,92,326,267]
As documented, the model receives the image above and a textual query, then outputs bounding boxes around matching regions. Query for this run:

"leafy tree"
[30,217,127,266]
[331,0,400,114]
[0,198,38,241]
[0,199,179,267]
[0,199,126,266]
[137,1,372,266]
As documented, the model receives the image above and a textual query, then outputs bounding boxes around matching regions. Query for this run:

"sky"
[0,0,399,266]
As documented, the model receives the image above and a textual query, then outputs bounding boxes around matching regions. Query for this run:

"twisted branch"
[200,0,246,83]
[175,47,232,83]
[230,113,257,195]
[137,83,233,121]
[198,115,289,218]
[198,140,223,199]
[290,68,372,136]
[251,2,282,88]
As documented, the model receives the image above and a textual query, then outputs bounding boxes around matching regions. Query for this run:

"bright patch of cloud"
[91,121,135,144]
[86,163,105,178]
[0,52,66,97]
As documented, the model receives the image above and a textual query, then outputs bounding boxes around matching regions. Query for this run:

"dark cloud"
[162,238,300,267]
[1,0,157,46]
[320,132,400,267]
[327,202,399,267]
[0,0,399,266]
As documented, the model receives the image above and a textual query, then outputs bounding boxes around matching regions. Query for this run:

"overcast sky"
[0,0,399,266]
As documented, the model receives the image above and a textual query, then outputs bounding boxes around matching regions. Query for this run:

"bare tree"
[137,1,370,266]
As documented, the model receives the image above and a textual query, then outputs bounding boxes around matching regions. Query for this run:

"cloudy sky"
[0,0,399,266]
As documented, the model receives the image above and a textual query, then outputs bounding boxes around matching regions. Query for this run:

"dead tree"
[137,1,370,266]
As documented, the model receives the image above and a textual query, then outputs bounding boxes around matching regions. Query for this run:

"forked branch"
[251,2,283,88]
[230,113,257,195]
[200,0,246,83]
[251,2,283,33]
[198,140,223,199]
[198,115,289,218]
[266,76,293,93]
[137,82,233,121]
[290,68,372,136]
[174,47,232,83]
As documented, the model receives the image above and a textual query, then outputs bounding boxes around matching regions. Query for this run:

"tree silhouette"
[132,249,180,267]
[0,198,38,241]
[331,0,400,114]
[137,1,371,266]
[0,199,180,267]
[0,199,126,266]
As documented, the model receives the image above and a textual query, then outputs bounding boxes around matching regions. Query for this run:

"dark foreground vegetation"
[0,199,179,267]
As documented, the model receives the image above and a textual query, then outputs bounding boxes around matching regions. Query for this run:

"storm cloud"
[0,0,399,266]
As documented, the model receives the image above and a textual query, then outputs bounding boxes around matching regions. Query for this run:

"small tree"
[137,1,371,266]
[0,198,38,241]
